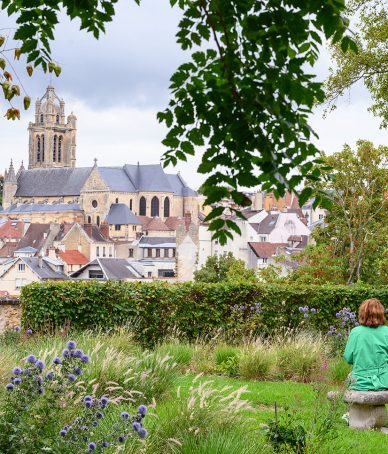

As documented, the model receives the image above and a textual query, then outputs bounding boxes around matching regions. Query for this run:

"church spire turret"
[2,160,18,209]
[6,160,17,182]
[28,85,77,170]
[16,161,25,179]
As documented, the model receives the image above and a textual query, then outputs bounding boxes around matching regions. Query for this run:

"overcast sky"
[0,0,386,189]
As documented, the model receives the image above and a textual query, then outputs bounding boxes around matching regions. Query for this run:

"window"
[56,114,59,124]
[151,196,159,217]
[41,135,45,162]
[96,216,100,226]
[15,278,26,289]
[115,198,119,203]
[53,135,57,161]
[260,236,267,242]
[172,248,176,257]
[164,197,170,217]
[132,226,136,231]
[262,258,268,264]
[40,114,44,123]
[92,200,98,208]
[96,246,100,257]
[109,247,112,257]
[129,199,133,211]
[36,136,41,162]
[319,214,324,220]
[115,225,121,231]
[87,216,91,224]
[128,248,134,258]
[18,263,25,272]
[164,248,169,257]
[103,247,106,257]
[158,269,175,278]
[139,196,146,216]
[156,249,160,257]
[147,272,152,278]
[58,136,62,162]
[147,248,152,258]
[89,270,104,279]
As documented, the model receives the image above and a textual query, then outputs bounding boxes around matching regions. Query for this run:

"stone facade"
[0,301,21,333]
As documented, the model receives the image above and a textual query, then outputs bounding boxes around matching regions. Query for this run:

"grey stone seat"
[328,390,388,430]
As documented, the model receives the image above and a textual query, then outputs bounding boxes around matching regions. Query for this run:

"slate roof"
[138,236,176,247]
[17,224,51,252]
[16,168,91,197]
[14,246,37,254]
[250,214,279,234]
[99,167,136,192]
[248,242,288,258]
[20,257,68,279]
[166,173,197,196]
[0,220,24,239]
[124,164,173,192]
[58,250,88,265]
[106,204,140,225]
[2,203,82,214]
[71,258,140,280]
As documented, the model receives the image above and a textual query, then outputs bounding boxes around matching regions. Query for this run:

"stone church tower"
[28,86,77,169]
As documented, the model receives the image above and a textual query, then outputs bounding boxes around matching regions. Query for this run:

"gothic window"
[87,216,91,224]
[41,135,45,162]
[37,136,41,162]
[96,216,100,226]
[115,198,119,203]
[58,136,62,162]
[129,199,133,211]
[56,114,59,124]
[53,135,57,161]
[164,197,170,217]
[40,114,44,123]
[139,196,146,216]
[151,196,159,217]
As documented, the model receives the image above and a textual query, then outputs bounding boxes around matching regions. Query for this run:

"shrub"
[238,348,275,380]
[21,281,388,346]
[215,346,240,377]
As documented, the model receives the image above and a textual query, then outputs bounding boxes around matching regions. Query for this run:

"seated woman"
[344,298,388,391]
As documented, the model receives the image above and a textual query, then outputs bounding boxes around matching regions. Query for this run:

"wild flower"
[138,428,148,439]
[67,340,77,350]
[35,360,45,370]
[88,442,96,451]
[73,366,83,376]
[121,411,130,420]
[27,354,37,364]
[62,349,70,358]
[53,357,62,365]
[6,383,14,391]
[14,325,20,332]
[13,377,22,385]
[12,367,22,375]
[298,306,318,319]
[68,374,76,382]
[81,355,90,364]
[27,329,33,335]
[138,405,147,416]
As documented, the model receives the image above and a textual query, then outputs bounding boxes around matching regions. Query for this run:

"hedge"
[21,281,388,346]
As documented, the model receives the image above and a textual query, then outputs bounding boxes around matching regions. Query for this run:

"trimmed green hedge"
[21,281,388,345]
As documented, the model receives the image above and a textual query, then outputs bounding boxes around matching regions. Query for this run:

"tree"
[0,0,355,242]
[311,140,387,284]
[194,252,257,283]
[326,0,388,127]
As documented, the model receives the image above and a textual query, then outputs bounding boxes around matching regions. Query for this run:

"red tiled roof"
[145,217,172,231]
[58,250,88,265]
[0,220,24,239]
[0,242,19,257]
[248,242,288,258]
[137,216,152,229]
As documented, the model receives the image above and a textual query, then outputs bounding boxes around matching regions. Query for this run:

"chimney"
[83,223,93,237]
[48,247,57,259]
[100,222,109,239]
[38,255,43,268]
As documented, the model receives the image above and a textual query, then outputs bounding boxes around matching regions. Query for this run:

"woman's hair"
[358,298,386,327]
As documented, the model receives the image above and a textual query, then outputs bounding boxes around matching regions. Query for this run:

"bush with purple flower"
[327,307,359,353]
[231,302,263,333]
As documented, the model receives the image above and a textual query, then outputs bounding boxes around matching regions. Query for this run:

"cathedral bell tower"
[28,86,77,169]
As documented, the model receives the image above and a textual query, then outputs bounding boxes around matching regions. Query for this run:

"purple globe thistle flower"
[84,395,93,402]
[5,383,14,391]
[138,405,147,416]
[67,340,77,350]
[12,367,22,376]
[303,313,309,319]
[26,354,37,364]
[45,372,55,381]
[83,436,89,442]
[310,308,317,313]
[102,441,110,448]
[118,435,125,443]
[53,357,62,365]
[27,329,33,335]
[88,442,96,452]
[92,421,98,427]
[68,374,76,382]
[100,396,109,407]
[37,387,44,394]
[62,349,70,358]
[133,421,141,432]
[81,355,90,364]
[59,429,67,437]
[138,428,148,439]
[73,349,83,358]
[96,411,104,419]
[73,366,83,376]
[81,426,88,431]
[22,368,32,376]
[337,333,342,337]
[121,411,130,420]
[85,400,92,408]
[35,360,45,370]
[13,377,22,385]
[33,375,43,384]
[14,325,20,332]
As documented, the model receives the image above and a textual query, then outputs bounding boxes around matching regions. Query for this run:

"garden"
[0,280,387,453]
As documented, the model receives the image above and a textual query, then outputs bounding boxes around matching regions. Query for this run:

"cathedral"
[1,86,199,226]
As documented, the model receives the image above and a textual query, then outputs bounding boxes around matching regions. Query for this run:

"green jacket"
[344,325,388,391]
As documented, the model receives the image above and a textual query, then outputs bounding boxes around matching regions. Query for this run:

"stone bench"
[328,390,388,430]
